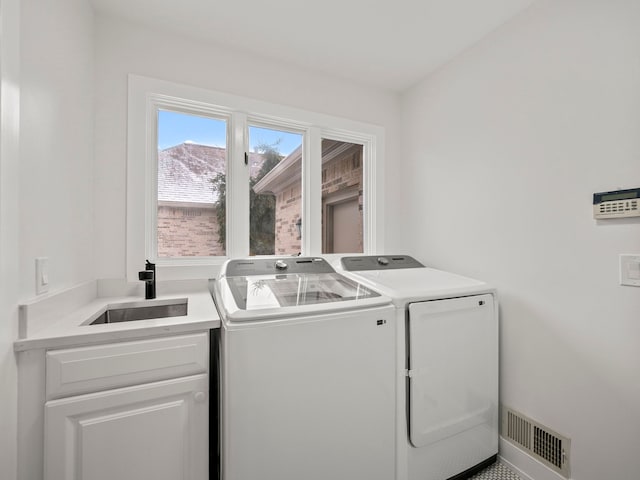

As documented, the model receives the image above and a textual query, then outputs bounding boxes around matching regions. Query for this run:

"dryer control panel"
[341,255,425,271]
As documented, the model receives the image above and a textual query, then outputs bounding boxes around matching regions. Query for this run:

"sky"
[158,110,302,156]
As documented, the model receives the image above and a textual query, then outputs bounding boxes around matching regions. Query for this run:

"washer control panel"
[224,257,335,277]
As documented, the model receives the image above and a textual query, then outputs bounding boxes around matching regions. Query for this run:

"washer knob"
[377,257,389,266]
[275,260,288,270]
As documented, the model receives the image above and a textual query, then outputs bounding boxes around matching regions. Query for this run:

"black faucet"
[138,260,156,299]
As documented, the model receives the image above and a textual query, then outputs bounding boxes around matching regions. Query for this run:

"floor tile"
[469,461,521,480]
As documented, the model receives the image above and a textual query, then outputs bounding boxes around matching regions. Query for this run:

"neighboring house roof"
[253,139,359,195]
[158,143,265,204]
[252,145,302,195]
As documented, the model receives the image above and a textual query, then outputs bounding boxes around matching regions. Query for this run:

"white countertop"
[14,286,220,352]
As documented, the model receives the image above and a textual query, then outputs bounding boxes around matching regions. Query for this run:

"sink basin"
[88,298,188,325]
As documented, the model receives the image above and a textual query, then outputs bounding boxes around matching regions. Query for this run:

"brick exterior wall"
[273,184,302,255]
[157,204,224,257]
[321,145,363,253]
[273,144,363,254]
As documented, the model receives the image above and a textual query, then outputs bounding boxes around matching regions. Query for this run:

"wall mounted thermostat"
[593,187,640,219]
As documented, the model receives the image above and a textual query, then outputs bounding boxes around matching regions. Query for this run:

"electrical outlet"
[620,254,640,287]
[35,257,49,294]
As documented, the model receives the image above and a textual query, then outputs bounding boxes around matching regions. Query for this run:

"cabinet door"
[44,374,208,480]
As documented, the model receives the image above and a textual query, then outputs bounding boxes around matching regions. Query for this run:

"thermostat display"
[593,188,640,219]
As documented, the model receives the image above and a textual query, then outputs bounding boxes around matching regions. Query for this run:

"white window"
[127,75,385,280]
[156,109,229,258]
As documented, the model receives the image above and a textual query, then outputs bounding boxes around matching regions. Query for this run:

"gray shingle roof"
[158,143,265,204]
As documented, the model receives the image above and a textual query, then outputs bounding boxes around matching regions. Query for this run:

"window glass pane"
[249,126,303,256]
[157,109,227,257]
[321,139,364,254]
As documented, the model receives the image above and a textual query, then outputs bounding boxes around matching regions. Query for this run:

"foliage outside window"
[211,144,283,255]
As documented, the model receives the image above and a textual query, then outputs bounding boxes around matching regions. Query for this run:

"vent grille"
[534,426,564,469]
[502,406,571,478]
[507,410,531,449]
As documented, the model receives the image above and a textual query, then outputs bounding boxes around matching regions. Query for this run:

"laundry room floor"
[470,461,521,479]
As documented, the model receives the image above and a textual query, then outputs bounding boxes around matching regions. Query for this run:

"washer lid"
[215,257,389,322]
[334,256,492,304]
[223,272,380,310]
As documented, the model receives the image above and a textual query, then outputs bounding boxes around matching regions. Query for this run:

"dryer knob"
[377,257,390,266]
[275,260,288,270]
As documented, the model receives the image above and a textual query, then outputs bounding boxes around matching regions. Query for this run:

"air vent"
[506,409,531,449]
[501,406,571,478]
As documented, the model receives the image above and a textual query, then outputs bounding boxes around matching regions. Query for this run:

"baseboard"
[499,437,570,480]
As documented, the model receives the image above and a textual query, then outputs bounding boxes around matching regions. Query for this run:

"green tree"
[210,171,226,248]
[211,143,282,255]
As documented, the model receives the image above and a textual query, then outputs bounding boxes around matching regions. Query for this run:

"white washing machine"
[212,257,397,480]
[335,255,499,480]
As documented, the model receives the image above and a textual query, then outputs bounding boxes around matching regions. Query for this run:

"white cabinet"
[45,333,209,400]
[31,332,210,480]
[44,375,208,480]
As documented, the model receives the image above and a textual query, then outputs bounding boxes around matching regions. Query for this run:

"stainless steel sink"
[88,298,188,325]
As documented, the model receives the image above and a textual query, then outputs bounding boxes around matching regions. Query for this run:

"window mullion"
[227,112,250,258]
[146,100,160,263]
[305,127,322,255]
[364,134,383,254]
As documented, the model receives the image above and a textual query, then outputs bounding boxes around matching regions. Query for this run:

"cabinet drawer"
[46,333,209,400]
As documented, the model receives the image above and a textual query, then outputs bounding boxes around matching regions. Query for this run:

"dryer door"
[407,294,498,449]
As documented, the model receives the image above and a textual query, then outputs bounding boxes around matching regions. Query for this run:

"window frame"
[127,75,385,280]
[153,102,232,261]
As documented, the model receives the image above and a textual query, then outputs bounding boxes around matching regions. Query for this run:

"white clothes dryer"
[212,257,397,480]
[335,255,499,480]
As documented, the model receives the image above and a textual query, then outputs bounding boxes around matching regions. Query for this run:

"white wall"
[92,14,402,279]
[7,3,94,478]
[0,0,21,477]
[400,1,640,479]
[19,0,95,299]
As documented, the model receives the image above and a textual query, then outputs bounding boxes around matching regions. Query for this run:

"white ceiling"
[90,0,535,92]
